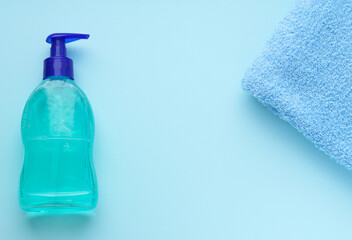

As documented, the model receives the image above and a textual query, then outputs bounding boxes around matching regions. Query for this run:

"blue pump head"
[43,33,90,80]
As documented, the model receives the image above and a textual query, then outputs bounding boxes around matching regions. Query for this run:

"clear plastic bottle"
[19,34,97,212]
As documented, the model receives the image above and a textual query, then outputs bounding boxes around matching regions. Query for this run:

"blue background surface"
[2,0,352,239]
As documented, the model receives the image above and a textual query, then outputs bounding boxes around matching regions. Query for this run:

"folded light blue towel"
[242,0,352,168]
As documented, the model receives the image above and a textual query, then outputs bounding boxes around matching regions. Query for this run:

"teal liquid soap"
[20,77,97,212]
[19,33,97,212]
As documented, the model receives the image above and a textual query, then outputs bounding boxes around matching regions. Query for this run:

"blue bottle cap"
[43,33,89,80]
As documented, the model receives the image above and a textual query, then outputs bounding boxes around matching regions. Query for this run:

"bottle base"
[20,191,97,213]
[21,204,96,213]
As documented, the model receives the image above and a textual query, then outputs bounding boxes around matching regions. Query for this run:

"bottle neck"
[44,76,72,81]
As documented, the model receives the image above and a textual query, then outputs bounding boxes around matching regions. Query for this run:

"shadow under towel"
[242,0,352,168]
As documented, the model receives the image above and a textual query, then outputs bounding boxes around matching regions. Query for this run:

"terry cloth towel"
[242,0,352,169]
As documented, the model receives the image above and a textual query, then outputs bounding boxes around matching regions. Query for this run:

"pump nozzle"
[43,33,90,80]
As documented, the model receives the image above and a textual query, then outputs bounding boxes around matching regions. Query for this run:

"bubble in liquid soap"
[45,81,76,135]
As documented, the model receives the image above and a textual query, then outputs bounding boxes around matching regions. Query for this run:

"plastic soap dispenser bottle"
[19,33,98,212]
